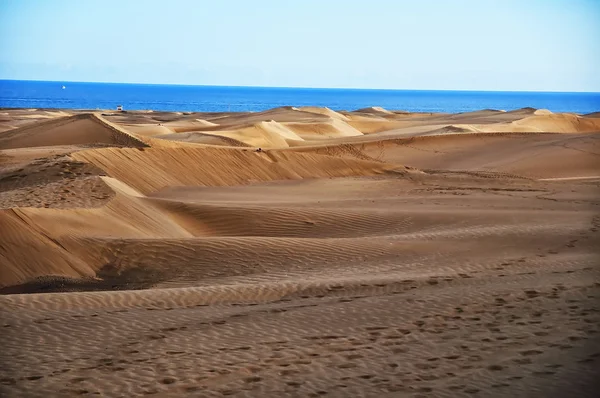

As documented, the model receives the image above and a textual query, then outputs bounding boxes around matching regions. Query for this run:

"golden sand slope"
[507,113,600,132]
[153,131,250,147]
[0,106,599,397]
[291,132,600,179]
[71,147,398,194]
[283,118,363,140]
[198,121,305,147]
[1,136,401,286]
[0,105,598,290]
[354,106,396,115]
[0,113,148,150]
[0,210,95,284]
[0,109,72,133]
[297,106,351,121]
[0,105,598,289]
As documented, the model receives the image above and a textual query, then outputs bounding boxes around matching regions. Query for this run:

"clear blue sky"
[1,0,599,91]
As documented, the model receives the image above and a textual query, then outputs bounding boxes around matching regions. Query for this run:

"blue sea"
[1,80,599,114]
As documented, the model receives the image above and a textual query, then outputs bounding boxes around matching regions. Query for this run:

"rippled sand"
[1,106,599,397]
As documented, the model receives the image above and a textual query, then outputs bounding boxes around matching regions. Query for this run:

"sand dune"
[151,119,221,133]
[393,113,600,135]
[283,118,364,139]
[354,106,395,115]
[122,124,176,137]
[506,106,551,115]
[0,109,71,133]
[506,113,600,132]
[215,121,305,147]
[154,131,250,147]
[198,107,331,127]
[0,210,96,287]
[1,106,599,397]
[0,113,148,150]
[71,146,398,194]
[292,132,600,179]
[170,118,220,130]
[297,106,350,121]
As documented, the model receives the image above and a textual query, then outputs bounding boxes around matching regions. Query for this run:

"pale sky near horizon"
[0,0,599,92]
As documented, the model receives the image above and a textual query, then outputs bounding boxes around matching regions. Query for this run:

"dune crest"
[507,113,600,132]
[208,121,303,147]
[71,146,398,194]
[0,113,148,150]
[297,106,350,121]
[283,117,364,139]
[153,131,250,147]
[354,106,394,115]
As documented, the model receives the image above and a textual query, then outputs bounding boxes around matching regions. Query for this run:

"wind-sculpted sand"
[1,106,599,397]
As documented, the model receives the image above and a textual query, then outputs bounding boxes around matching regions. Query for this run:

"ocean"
[1,80,599,114]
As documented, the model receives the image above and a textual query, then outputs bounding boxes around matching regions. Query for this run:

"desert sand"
[0,106,599,397]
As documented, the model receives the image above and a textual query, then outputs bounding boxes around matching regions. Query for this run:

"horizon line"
[2,78,599,95]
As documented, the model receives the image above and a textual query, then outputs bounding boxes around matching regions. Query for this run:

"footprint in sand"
[160,377,177,385]
[520,349,543,356]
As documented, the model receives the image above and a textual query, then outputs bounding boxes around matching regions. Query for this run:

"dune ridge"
[0,113,149,150]
[354,106,395,115]
[283,118,364,139]
[71,146,398,194]
[297,106,351,121]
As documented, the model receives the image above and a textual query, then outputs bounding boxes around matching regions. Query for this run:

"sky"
[0,0,599,91]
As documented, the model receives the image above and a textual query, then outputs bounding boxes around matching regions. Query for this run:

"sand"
[0,106,599,397]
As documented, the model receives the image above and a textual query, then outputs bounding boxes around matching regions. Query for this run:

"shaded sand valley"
[1,106,599,397]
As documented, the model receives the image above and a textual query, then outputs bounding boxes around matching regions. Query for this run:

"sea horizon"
[2,79,599,114]
[3,78,600,94]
